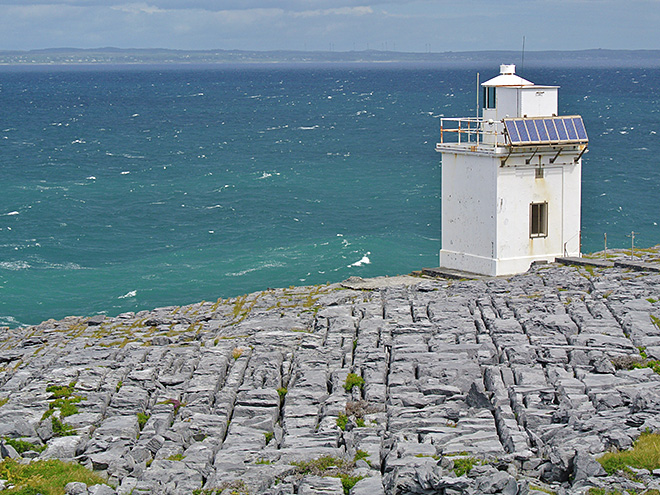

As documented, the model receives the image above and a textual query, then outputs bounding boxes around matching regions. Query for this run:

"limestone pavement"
[1,248,660,494]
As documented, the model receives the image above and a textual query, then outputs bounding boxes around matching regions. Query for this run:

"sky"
[0,0,658,53]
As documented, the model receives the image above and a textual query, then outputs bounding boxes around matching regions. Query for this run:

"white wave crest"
[349,252,371,267]
[257,172,280,180]
[226,262,284,277]
[0,261,31,271]
[118,290,137,299]
[0,315,25,328]
[47,262,85,270]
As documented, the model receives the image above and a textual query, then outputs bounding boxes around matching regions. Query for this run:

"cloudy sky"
[0,0,658,53]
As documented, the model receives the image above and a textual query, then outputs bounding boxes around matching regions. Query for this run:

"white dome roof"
[482,64,533,87]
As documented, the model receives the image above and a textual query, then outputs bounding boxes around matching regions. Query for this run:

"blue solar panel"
[544,119,558,141]
[515,120,529,142]
[573,117,588,140]
[504,116,588,145]
[535,120,549,141]
[555,119,568,141]
[507,122,520,143]
[565,119,578,140]
[525,120,539,142]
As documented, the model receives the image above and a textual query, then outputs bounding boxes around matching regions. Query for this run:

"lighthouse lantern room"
[436,65,588,276]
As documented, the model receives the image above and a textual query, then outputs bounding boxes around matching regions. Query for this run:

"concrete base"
[422,267,489,280]
[440,249,569,277]
[555,257,614,268]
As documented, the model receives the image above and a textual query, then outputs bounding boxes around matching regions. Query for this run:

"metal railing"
[438,117,506,147]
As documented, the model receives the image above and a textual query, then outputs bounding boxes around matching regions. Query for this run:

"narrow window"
[530,202,548,238]
[483,86,496,109]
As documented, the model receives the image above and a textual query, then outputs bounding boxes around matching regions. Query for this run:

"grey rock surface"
[1,248,660,494]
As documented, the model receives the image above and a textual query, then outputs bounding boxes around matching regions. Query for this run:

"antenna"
[476,72,480,120]
[521,36,526,74]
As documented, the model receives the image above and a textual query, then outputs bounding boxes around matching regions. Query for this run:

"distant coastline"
[1,47,660,68]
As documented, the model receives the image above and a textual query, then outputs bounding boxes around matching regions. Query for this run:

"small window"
[483,86,496,109]
[530,202,548,238]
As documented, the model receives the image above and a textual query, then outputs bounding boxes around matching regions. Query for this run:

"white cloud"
[293,6,373,18]
[0,0,400,10]
[111,3,166,14]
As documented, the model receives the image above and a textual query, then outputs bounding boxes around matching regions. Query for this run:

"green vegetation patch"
[42,395,83,421]
[339,475,364,494]
[632,359,660,375]
[354,450,369,462]
[137,412,150,431]
[652,315,660,330]
[336,413,348,431]
[529,484,556,494]
[193,480,249,495]
[343,373,365,392]
[2,438,46,454]
[51,417,76,437]
[337,400,381,430]
[452,456,482,476]
[0,458,108,495]
[290,456,364,495]
[584,489,659,495]
[45,382,76,399]
[597,432,660,475]
[588,488,660,495]
[41,382,85,436]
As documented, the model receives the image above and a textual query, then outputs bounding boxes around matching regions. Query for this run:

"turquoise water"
[1,65,659,326]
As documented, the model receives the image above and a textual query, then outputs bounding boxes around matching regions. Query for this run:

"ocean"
[1,64,659,327]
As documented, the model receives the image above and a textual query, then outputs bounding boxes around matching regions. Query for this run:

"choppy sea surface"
[1,64,659,326]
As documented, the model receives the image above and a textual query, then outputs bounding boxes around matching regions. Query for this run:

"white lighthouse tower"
[436,65,588,276]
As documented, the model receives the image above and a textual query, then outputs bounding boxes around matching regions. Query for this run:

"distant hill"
[0,48,659,67]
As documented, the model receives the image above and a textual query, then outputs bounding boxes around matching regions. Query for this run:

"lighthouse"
[436,65,588,276]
